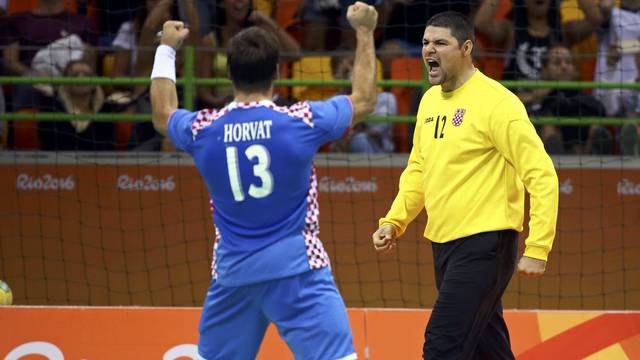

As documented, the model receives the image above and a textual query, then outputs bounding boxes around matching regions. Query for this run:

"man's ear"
[463,40,473,57]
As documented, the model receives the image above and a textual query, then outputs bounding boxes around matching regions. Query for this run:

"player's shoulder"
[473,71,511,98]
[473,71,523,110]
[268,100,316,127]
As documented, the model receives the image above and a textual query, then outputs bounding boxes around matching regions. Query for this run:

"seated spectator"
[475,0,562,107]
[197,0,301,108]
[3,0,98,113]
[111,0,199,151]
[349,92,397,153]
[593,0,639,117]
[593,0,640,156]
[2,0,97,77]
[330,53,396,153]
[533,44,612,154]
[38,60,126,151]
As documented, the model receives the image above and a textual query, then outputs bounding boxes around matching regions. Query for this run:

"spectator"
[560,0,605,82]
[533,44,612,154]
[593,0,639,117]
[2,0,97,77]
[178,0,217,38]
[475,0,561,107]
[593,0,640,156]
[330,53,396,153]
[110,0,199,150]
[471,0,513,80]
[3,0,98,112]
[112,0,199,95]
[112,1,169,79]
[197,0,301,108]
[38,60,125,151]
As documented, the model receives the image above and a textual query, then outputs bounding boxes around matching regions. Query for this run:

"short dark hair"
[227,27,279,93]
[426,11,475,46]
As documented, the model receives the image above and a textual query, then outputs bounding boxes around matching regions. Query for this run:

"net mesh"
[0,0,639,309]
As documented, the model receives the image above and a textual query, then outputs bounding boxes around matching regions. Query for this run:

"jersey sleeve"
[167,109,197,152]
[378,94,427,236]
[489,96,559,261]
[307,95,353,142]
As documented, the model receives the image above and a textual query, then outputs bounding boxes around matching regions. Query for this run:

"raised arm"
[473,0,512,45]
[373,100,426,253]
[346,2,378,125]
[562,0,605,46]
[3,41,29,76]
[249,10,301,59]
[150,21,190,134]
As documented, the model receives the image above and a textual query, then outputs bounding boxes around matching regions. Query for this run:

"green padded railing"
[1,46,639,125]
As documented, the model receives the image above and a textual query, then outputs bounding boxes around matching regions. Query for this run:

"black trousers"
[423,230,518,360]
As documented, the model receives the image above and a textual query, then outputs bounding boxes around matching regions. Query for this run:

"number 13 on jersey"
[226,144,274,201]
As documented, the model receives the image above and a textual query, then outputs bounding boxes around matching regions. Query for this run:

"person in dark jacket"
[39,60,125,151]
[533,44,612,154]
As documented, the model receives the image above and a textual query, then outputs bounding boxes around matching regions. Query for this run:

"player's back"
[193,102,318,252]
[167,96,353,285]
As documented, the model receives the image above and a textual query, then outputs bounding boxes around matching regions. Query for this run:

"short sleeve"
[167,109,197,152]
[307,95,353,141]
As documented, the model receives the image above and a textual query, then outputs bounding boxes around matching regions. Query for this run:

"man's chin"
[428,75,443,85]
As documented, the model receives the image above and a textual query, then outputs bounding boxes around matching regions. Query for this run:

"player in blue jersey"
[149,3,378,359]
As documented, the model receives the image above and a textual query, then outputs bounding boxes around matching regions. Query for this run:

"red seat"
[390,57,424,152]
[12,108,41,150]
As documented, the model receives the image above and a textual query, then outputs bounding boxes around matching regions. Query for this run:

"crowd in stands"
[0,0,638,155]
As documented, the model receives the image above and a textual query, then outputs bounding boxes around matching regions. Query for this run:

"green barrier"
[0,46,638,124]
[2,112,638,126]
[1,77,639,90]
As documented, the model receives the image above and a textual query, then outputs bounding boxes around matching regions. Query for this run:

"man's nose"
[424,44,435,54]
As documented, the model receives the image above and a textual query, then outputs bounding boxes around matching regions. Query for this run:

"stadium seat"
[11,108,41,150]
[274,0,305,44]
[291,56,339,101]
[291,56,384,102]
[390,57,424,152]
[275,0,303,29]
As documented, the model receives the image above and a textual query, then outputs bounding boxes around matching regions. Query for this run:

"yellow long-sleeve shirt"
[380,70,558,261]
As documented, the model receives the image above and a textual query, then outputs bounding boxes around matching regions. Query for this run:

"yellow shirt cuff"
[523,245,550,261]
[378,219,403,237]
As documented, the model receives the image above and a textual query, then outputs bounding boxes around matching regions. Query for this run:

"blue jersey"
[168,96,353,286]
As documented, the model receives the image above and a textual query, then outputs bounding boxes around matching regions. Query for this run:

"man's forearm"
[150,79,178,133]
[150,45,179,134]
[351,28,377,122]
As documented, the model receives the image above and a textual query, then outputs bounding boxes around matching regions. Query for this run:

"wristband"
[150,45,177,83]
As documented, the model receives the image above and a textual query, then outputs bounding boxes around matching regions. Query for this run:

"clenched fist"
[372,223,398,253]
[160,21,190,50]
[517,256,546,277]
[347,1,378,32]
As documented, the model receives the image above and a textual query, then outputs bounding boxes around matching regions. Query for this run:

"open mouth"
[427,60,440,74]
